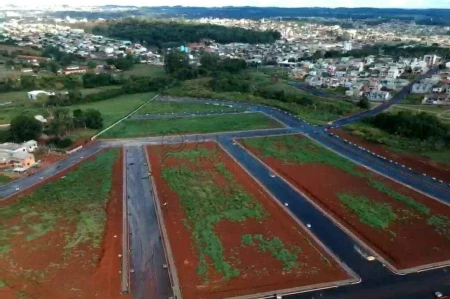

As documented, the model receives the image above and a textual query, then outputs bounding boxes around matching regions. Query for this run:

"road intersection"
[1,74,449,298]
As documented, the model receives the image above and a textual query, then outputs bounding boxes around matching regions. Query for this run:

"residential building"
[367,90,390,101]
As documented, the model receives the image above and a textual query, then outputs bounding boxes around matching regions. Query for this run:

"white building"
[424,54,439,66]
[343,41,352,52]
[27,90,54,101]
[367,90,390,101]
[387,67,400,79]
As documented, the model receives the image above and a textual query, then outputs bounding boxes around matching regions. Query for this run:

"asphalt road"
[131,110,249,120]
[0,143,104,199]
[2,82,449,299]
[125,146,171,299]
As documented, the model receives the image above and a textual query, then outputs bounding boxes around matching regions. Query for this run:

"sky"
[1,0,449,9]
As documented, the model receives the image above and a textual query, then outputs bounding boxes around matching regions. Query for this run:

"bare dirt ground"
[148,142,351,299]
[242,135,450,270]
[0,150,128,299]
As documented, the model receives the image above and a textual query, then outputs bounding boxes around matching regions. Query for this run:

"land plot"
[138,100,247,115]
[240,135,450,271]
[147,142,352,299]
[101,112,282,138]
[330,126,450,182]
[0,150,128,299]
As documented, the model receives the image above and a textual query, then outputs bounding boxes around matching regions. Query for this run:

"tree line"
[92,19,281,46]
[365,111,450,148]
[1,108,103,148]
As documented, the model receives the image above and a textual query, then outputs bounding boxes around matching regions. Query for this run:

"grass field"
[167,76,361,125]
[138,100,246,115]
[122,64,165,78]
[390,104,450,124]
[101,112,282,138]
[0,150,118,257]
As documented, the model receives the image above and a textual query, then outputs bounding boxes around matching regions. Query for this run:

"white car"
[435,291,443,298]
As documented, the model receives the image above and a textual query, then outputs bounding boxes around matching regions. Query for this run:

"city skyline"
[0,0,447,9]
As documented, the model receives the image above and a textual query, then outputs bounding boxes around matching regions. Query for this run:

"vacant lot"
[101,112,282,139]
[331,122,450,182]
[0,150,127,299]
[148,142,351,299]
[138,100,246,115]
[167,76,361,125]
[241,135,450,271]
[122,64,165,78]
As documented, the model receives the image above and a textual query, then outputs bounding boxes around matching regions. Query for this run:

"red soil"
[148,142,352,299]
[0,150,128,299]
[331,128,450,182]
[241,135,450,270]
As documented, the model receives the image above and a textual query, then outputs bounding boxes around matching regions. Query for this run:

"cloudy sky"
[2,0,449,8]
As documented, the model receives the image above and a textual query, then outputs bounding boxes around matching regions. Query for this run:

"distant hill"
[49,6,450,25]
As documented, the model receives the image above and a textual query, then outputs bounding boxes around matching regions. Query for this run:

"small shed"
[27,90,54,101]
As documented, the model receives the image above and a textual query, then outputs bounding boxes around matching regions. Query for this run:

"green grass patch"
[427,215,450,239]
[368,180,430,215]
[242,135,364,177]
[0,279,7,287]
[122,64,165,78]
[0,173,13,185]
[241,234,300,271]
[138,100,246,115]
[161,148,269,282]
[0,150,118,256]
[338,193,397,230]
[101,112,282,138]
[166,76,361,125]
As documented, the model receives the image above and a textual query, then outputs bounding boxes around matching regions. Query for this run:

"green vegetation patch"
[101,112,281,138]
[161,148,268,282]
[242,135,363,177]
[427,215,450,239]
[241,234,300,271]
[369,180,430,215]
[0,150,118,257]
[0,173,13,185]
[338,193,397,230]
[138,100,245,115]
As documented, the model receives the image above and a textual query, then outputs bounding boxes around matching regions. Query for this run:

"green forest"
[92,19,281,46]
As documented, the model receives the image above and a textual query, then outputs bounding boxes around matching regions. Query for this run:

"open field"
[100,112,283,139]
[390,104,450,124]
[331,123,450,181]
[167,76,362,125]
[0,150,127,299]
[240,134,450,271]
[122,64,165,78]
[138,99,247,115]
[0,87,138,126]
[147,142,351,299]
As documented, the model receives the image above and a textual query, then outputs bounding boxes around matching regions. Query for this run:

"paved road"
[125,146,171,299]
[2,90,450,299]
[130,110,251,120]
[0,143,104,199]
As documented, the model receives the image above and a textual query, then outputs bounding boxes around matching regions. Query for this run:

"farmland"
[147,142,352,299]
[100,112,282,138]
[240,134,450,271]
[0,150,127,299]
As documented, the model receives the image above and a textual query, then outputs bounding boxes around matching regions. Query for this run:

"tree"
[47,108,73,137]
[73,109,86,128]
[164,51,190,74]
[200,53,219,71]
[357,97,370,109]
[9,115,43,143]
[87,61,97,69]
[84,109,103,129]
